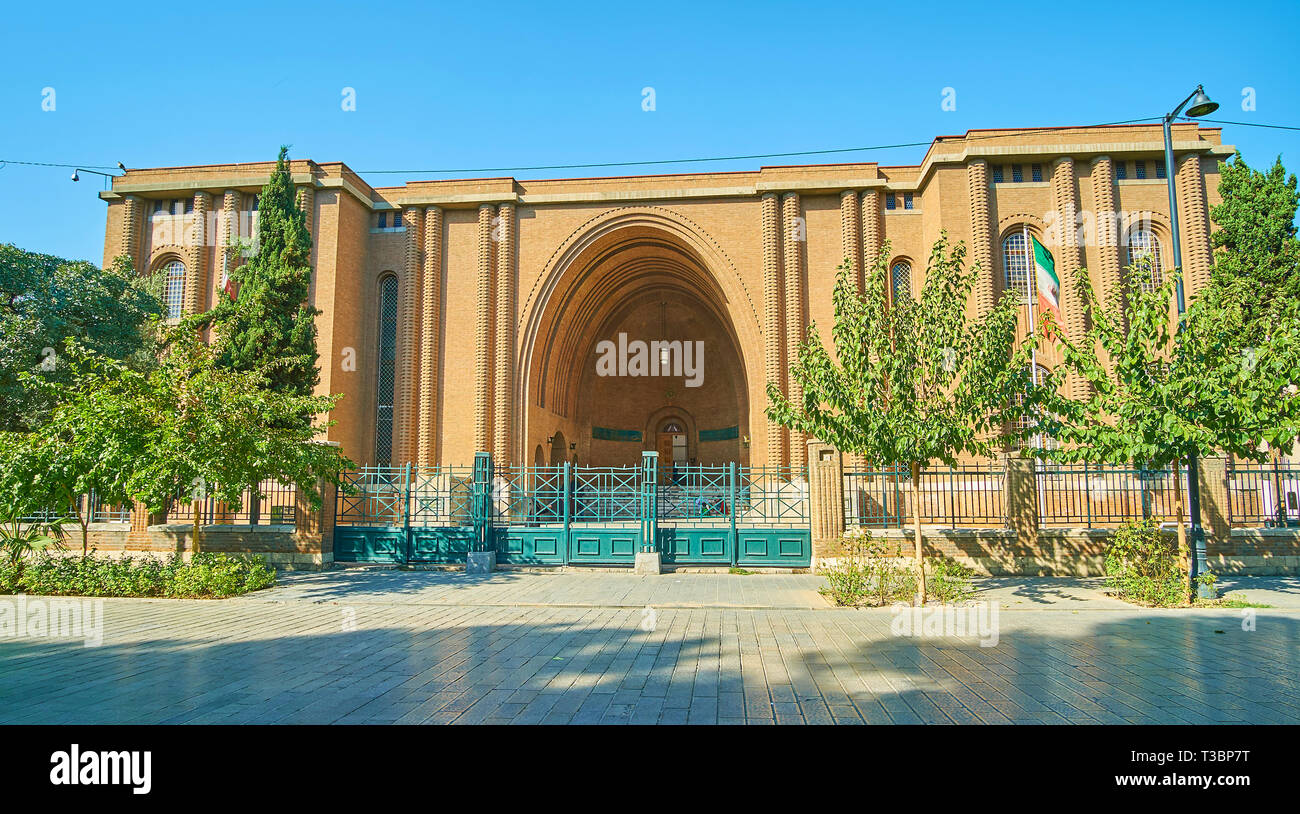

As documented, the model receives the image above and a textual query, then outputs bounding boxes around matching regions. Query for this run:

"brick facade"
[99,124,1233,471]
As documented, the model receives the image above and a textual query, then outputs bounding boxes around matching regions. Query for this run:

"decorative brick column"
[494,203,516,465]
[397,206,424,466]
[296,185,315,240]
[474,204,495,455]
[840,190,862,294]
[126,502,164,547]
[760,193,786,468]
[1176,153,1213,298]
[860,188,882,274]
[1197,455,1231,551]
[807,440,845,571]
[967,160,995,318]
[217,190,241,303]
[1052,157,1089,400]
[1089,156,1123,331]
[120,195,142,272]
[418,206,444,466]
[186,191,210,315]
[782,192,807,472]
[1003,453,1039,558]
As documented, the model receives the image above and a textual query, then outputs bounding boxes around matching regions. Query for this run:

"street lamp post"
[1162,84,1218,599]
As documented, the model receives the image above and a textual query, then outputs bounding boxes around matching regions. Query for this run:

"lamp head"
[70,170,79,182]
[1185,86,1219,118]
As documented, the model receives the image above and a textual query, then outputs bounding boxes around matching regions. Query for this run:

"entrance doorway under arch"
[522,217,752,469]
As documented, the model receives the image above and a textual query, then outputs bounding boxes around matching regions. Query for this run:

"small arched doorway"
[548,430,567,467]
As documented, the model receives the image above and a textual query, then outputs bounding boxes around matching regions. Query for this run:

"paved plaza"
[2,570,1298,724]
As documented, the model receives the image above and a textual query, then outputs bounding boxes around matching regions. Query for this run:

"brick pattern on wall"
[1051,157,1089,401]
[966,160,994,317]
[396,207,424,465]
[782,192,806,471]
[494,203,516,464]
[419,206,444,466]
[120,195,141,271]
[1177,153,1213,296]
[186,191,210,316]
[839,190,862,294]
[475,204,495,455]
[761,193,786,469]
[860,189,882,280]
[1090,156,1122,322]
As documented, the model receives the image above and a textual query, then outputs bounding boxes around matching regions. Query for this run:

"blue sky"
[2,0,1297,263]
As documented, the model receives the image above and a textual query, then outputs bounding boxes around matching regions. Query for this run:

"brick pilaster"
[782,192,806,472]
[474,204,495,455]
[1197,455,1231,550]
[120,195,142,272]
[761,193,786,469]
[493,203,516,465]
[1052,157,1089,400]
[1003,454,1039,556]
[418,206,444,466]
[186,191,210,315]
[397,206,424,465]
[1176,153,1212,298]
[967,160,994,317]
[840,190,862,294]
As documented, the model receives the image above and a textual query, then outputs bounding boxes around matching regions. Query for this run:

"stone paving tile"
[2,574,1299,725]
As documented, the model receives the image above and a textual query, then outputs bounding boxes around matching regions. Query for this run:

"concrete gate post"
[1196,456,1231,563]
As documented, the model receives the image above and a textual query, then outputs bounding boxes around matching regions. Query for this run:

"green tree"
[1039,259,1300,597]
[205,146,321,397]
[0,246,161,431]
[1202,152,1300,351]
[126,326,348,552]
[767,236,1040,603]
[0,344,153,554]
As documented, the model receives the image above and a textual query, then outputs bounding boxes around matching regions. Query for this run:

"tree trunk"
[191,498,203,555]
[910,460,926,605]
[1172,458,1191,601]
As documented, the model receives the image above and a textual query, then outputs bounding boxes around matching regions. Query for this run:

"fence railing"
[335,462,809,529]
[843,466,1005,529]
[18,491,129,524]
[190,482,296,526]
[1036,463,1186,528]
[1226,462,1300,528]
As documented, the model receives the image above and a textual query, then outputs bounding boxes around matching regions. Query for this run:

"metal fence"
[19,491,130,524]
[195,481,297,526]
[1036,463,1186,528]
[843,466,1005,529]
[1226,462,1300,528]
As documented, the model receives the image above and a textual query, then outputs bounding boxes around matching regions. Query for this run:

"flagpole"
[1023,225,1042,453]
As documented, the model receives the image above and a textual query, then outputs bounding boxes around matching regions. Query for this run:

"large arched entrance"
[521,210,756,469]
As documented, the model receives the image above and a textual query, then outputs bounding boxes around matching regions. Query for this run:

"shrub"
[14,552,277,598]
[0,559,19,593]
[927,555,977,604]
[1105,518,1187,606]
[821,527,916,607]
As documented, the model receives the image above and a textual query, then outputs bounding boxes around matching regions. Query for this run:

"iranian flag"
[1030,233,1060,330]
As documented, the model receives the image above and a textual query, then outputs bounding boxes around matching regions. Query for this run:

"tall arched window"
[162,260,186,320]
[1002,232,1032,304]
[374,275,399,466]
[890,260,912,301]
[1127,228,1165,293]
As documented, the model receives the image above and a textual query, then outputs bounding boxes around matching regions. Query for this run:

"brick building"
[99,123,1232,471]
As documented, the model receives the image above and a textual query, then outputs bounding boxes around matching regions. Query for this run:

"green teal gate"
[334,452,811,568]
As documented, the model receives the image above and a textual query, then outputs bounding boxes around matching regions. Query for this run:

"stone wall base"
[813,526,1300,576]
[48,523,330,571]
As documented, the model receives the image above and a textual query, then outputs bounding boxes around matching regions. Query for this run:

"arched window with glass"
[374,274,400,466]
[1001,232,1033,304]
[1126,228,1165,293]
[890,259,912,301]
[162,260,186,320]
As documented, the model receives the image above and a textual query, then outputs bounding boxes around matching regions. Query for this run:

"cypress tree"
[215,146,320,397]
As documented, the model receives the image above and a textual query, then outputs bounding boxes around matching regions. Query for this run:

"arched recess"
[517,207,760,467]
